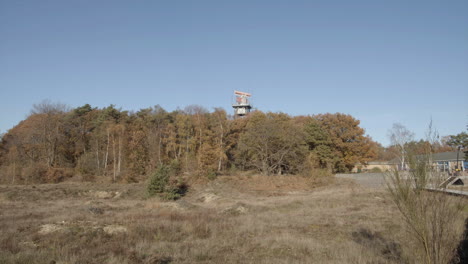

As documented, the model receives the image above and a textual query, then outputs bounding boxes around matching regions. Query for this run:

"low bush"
[169,159,181,175]
[206,170,217,181]
[22,163,48,183]
[147,165,187,200]
[147,166,170,196]
[163,178,188,200]
[45,168,73,183]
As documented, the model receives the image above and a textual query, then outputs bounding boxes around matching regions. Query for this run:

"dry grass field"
[0,174,465,264]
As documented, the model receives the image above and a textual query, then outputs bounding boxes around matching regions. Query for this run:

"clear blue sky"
[1,0,467,145]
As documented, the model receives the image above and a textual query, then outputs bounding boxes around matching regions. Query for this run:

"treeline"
[375,139,456,161]
[0,102,383,184]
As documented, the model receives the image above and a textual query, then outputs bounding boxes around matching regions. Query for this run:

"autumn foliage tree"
[447,131,468,161]
[0,102,383,183]
[236,112,307,175]
[305,113,377,173]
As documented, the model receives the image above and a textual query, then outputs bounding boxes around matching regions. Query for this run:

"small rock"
[198,192,219,203]
[103,225,127,235]
[93,191,113,199]
[222,203,249,215]
[38,224,63,235]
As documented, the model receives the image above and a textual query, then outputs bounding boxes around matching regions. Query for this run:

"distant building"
[352,161,394,173]
[429,151,466,173]
[352,151,467,174]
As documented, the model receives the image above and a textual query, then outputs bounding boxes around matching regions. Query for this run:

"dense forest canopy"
[0,102,462,184]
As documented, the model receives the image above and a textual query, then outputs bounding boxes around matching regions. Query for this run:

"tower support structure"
[232,90,252,118]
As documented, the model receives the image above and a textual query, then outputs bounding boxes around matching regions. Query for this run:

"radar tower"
[232,90,252,118]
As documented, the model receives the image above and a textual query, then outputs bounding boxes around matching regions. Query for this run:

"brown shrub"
[352,228,403,262]
[22,163,48,183]
[45,168,73,183]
